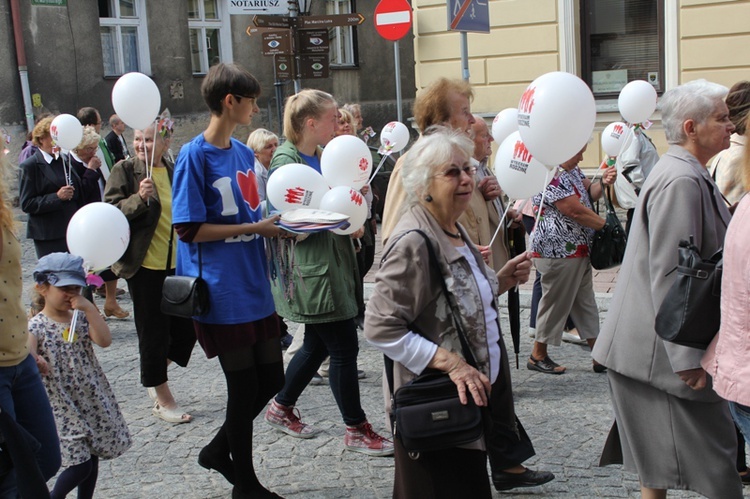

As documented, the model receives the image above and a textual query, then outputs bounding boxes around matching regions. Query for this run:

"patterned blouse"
[531,166,595,259]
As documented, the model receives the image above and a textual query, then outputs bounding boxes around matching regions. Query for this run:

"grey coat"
[592,145,731,402]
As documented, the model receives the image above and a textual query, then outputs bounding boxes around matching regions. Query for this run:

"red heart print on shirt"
[236,169,261,211]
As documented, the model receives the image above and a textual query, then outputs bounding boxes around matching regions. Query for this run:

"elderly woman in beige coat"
[365,127,553,498]
[592,79,741,499]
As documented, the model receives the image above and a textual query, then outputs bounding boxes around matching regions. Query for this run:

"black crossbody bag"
[160,229,210,318]
[384,230,484,454]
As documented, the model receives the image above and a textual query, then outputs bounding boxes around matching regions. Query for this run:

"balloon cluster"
[493,73,658,201]
[266,121,410,235]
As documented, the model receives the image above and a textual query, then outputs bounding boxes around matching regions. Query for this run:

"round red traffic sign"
[374,0,412,41]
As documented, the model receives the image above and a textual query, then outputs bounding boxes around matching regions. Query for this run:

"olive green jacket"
[269,142,359,323]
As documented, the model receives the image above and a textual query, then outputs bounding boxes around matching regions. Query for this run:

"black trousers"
[126,267,196,387]
[33,238,68,259]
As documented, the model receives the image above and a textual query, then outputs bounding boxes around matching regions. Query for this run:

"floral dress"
[530,166,595,259]
[28,313,131,467]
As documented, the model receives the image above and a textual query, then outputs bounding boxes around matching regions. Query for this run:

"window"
[581,0,664,98]
[188,0,233,74]
[327,0,357,67]
[99,0,151,76]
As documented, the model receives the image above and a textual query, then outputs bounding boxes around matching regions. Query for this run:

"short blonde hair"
[282,89,336,144]
[73,126,101,153]
[338,108,354,127]
[32,116,54,147]
[247,128,279,153]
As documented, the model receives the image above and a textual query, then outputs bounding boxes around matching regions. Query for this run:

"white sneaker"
[562,331,587,345]
[528,327,536,338]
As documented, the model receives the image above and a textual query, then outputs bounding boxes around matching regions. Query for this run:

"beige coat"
[365,204,519,446]
[593,145,731,402]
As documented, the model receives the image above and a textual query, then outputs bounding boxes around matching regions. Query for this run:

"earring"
[425,195,433,202]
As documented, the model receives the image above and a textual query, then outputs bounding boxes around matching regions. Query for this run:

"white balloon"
[50,114,83,150]
[319,186,368,235]
[112,72,161,130]
[618,80,657,124]
[601,122,628,157]
[380,121,410,153]
[321,135,372,189]
[494,132,554,200]
[266,163,330,211]
[491,108,518,144]
[517,72,596,167]
[66,202,130,271]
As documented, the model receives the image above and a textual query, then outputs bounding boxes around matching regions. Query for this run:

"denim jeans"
[730,402,750,444]
[276,319,366,426]
[0,354,61,497]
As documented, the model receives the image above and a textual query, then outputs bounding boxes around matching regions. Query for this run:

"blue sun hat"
[33,253,87,287]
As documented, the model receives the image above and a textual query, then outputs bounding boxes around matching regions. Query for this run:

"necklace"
[442,228,461,239]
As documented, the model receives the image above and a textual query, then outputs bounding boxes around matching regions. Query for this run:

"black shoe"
[198,445,235,484]
[527,355,566,374]
[353,315,365,330]
[593,362,607,373]
[492,468,555,491]
[279,333,293,350]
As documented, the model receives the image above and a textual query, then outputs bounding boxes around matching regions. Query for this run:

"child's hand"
[69,294,96,313]
[35,355,49,376]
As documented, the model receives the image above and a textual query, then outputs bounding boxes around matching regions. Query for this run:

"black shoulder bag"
[160,228,210,318]
[590,184,627,270]
[384,230,484,454]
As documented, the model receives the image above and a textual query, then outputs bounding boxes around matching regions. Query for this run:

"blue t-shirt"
[172,134,276,324]
[298,151,321,173]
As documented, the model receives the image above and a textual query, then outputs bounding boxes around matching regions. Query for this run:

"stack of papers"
[277,209,350,233]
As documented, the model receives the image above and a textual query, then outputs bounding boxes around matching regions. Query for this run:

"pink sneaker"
[265,400,320,439]
[344,421,394,456]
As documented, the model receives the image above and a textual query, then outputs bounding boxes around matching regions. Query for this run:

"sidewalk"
[15,210,718,498]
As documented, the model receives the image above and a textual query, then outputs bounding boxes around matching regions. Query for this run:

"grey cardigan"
[592,145,731,402]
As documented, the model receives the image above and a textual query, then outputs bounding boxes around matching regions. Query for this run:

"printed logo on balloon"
[517,87,535,127]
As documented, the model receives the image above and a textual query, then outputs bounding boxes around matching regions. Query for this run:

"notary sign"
[228,0,288,16]
[262,30,292,56]
[299,30,329,54]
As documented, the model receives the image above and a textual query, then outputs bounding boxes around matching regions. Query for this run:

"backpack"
[613,128,659,209]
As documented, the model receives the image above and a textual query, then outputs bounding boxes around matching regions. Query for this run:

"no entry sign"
[374,0,412,41]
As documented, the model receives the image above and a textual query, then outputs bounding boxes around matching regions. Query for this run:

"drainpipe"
[10,0,35,132]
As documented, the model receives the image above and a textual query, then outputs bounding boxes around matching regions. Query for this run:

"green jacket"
[104,157,174,280]
[269,141,359,323]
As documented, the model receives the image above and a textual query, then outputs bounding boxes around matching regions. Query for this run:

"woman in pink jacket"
[702,113,750,446]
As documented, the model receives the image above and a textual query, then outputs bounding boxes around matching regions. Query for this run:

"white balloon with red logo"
[67,202,130,271]
[50,114,83,150]
[618,80,657,125]
[266,163,330,211]
[379,121,410,153]
[491,108,518,144]
[601,122,628,157]
[112,72,161,130]
[319,186,368,235]
[516,71,596,167]
[320,135,372,190]
[494,131,554,200]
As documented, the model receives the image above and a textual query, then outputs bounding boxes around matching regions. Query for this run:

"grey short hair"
[660,79,729,144]
[246,128,279,153]
[401,126,474,207]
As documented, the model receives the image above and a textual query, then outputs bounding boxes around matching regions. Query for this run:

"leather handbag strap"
[383,229,479,397]
[165,227,201,278]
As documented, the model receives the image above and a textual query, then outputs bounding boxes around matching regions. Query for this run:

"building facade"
[1,0,415,136]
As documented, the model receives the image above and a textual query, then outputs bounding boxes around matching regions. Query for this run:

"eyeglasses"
[233,94,255,102]
[438,165,477,179]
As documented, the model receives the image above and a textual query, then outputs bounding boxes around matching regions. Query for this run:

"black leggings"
[204,337,284,495]
[50,456,99,499]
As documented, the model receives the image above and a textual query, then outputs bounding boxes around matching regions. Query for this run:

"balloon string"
[147,119,157,206]
[367,153,390,185]
[63,154,72,186]
[489,200,513,248]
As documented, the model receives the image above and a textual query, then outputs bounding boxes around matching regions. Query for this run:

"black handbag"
[590,185,627,270]
[384,230,484,454]
[655,236,722,349]
[160,232,210,318]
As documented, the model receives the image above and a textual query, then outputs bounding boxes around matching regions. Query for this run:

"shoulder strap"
[383,229,479,397]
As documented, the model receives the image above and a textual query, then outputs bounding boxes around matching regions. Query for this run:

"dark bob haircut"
[201,63,261,116]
